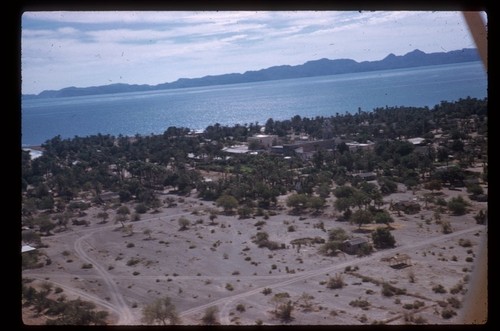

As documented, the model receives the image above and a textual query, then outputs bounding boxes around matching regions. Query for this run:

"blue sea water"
[21,61,487,146]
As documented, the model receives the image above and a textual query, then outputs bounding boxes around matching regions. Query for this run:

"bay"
[21,61,487,146]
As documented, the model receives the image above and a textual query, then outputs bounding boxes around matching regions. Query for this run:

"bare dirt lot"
[22,184,488,325]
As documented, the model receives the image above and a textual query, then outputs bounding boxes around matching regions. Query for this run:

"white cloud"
[21,10,482,95]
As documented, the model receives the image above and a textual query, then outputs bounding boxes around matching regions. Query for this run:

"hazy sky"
[21,11,486,95]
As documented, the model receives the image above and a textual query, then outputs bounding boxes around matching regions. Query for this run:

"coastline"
[22,146,44,159]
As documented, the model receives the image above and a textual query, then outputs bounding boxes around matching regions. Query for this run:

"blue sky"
[21,11,487,95]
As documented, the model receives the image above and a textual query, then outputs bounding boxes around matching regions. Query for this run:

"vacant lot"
[22,184,487,325]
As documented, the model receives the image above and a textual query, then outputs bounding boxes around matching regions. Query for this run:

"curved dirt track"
[178,225,485,323]
[74,231,134,324]
[24,206,486,325]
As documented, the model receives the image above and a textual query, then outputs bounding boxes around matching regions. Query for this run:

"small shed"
[342,237,369,255]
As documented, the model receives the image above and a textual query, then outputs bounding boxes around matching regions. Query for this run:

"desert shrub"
[413,300,425,309]
[441,220,453,234]
[465,257,474,262]
[133,271,140,276]
[357,243,373,257]
[254,220,266,227]
[474,209,487,225]
[287,225,296,232]
[458,238,472,247]
[450,283,464,294]
[252,232,272,249]
[127,258,141,266]
[381,283,406,297]
[413,315,428,324]
[273,292,290,300]
[441,309,457,319]
[358,314,368,323]
[319,240,342,256]
[403,303,414,310]
[201,306,219,325]
[236,304,245,312]
[435,197,447,206]
[326,273,345,289]
[408,270,416,283]
[178,217,190,231]
[81,263,93,269]
[126,243,135,248]
[432,284,447,294]
[349,298,371,310]
[135,203,148,214]
[447,296,462,309]
[447,196,469,215]
[275,300,294,322]
[238,206,253,219]
[225,283,234,291]
[262,288,272,295]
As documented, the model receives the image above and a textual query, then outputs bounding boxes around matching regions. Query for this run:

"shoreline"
[22,146,44,159]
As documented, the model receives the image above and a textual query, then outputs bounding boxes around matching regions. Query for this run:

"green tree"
[45,298,109,325]
[447,196,469,215]
[307,196,326,213]
[149,197,163,213]
[286,193,309,213]
[327,227,349,242]
[276,300,294,322]
[374,210,394,226]
[333,196,351,213]
[141,296,180,325]
[372,227,396,249]
[39,218,56,235]
[333,185,356,199]
[350,209,374,229]
[216,195,238,215]
[316,183,331,199]
[201,306,219,325]
[424,179,442,193]
[466,183,483,196]
[378,177,398,195]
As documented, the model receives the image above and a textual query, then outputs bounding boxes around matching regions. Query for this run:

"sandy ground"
[22,183,488,325]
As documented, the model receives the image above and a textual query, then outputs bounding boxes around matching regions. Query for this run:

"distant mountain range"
[24,48,480,99]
